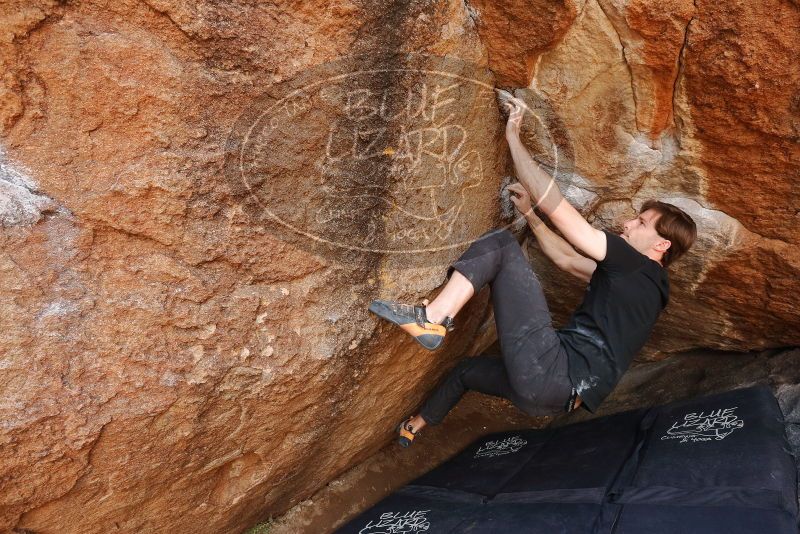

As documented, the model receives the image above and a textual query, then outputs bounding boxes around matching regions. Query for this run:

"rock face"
[515,0,800,357]
[467,0,583,86]
[0,0,798,532]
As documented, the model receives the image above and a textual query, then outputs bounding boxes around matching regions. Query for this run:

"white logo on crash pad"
[661,406,744,443]
[474,435,528,458]
[359,510,430,534]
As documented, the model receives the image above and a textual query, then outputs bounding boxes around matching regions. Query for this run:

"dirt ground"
[265,392,555,534]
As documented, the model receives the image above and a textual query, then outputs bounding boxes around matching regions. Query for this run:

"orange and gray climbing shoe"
[368,298,455,351]
[397,417,419,448]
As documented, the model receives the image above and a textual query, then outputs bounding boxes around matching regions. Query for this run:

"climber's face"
[620,209,670,260]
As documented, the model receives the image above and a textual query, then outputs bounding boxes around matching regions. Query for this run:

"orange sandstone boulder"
[0,0,798,533]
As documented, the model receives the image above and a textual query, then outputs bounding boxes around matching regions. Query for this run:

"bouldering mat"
[335,385,798,533]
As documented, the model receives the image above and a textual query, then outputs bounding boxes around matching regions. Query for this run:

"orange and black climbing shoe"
[397,417,419,448]
[368,298,455,351]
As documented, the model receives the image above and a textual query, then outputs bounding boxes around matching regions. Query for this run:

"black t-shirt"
[556,230,669,413]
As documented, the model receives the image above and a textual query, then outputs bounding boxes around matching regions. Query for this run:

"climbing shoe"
[397,417,419,448]
[368,298,455,351]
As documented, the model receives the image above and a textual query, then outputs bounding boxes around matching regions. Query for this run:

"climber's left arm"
[520,205,597,283]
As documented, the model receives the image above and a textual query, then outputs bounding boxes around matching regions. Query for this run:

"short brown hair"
[639,200,697,267]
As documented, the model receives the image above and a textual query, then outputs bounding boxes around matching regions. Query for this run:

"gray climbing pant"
[419,228,574,424]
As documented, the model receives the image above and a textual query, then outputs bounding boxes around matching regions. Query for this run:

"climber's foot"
[397,417,419,448]
[368,298,455,351]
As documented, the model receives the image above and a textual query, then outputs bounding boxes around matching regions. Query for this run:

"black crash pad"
[336,385,798,533]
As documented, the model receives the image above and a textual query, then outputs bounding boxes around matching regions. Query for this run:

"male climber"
[369,96,697,447]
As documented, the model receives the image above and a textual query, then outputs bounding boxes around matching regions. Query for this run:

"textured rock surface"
[597,0,695,141]
[0,1,500,532]
[515,0,800,356]
[0,0,798,532]
[467,0,583,86]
